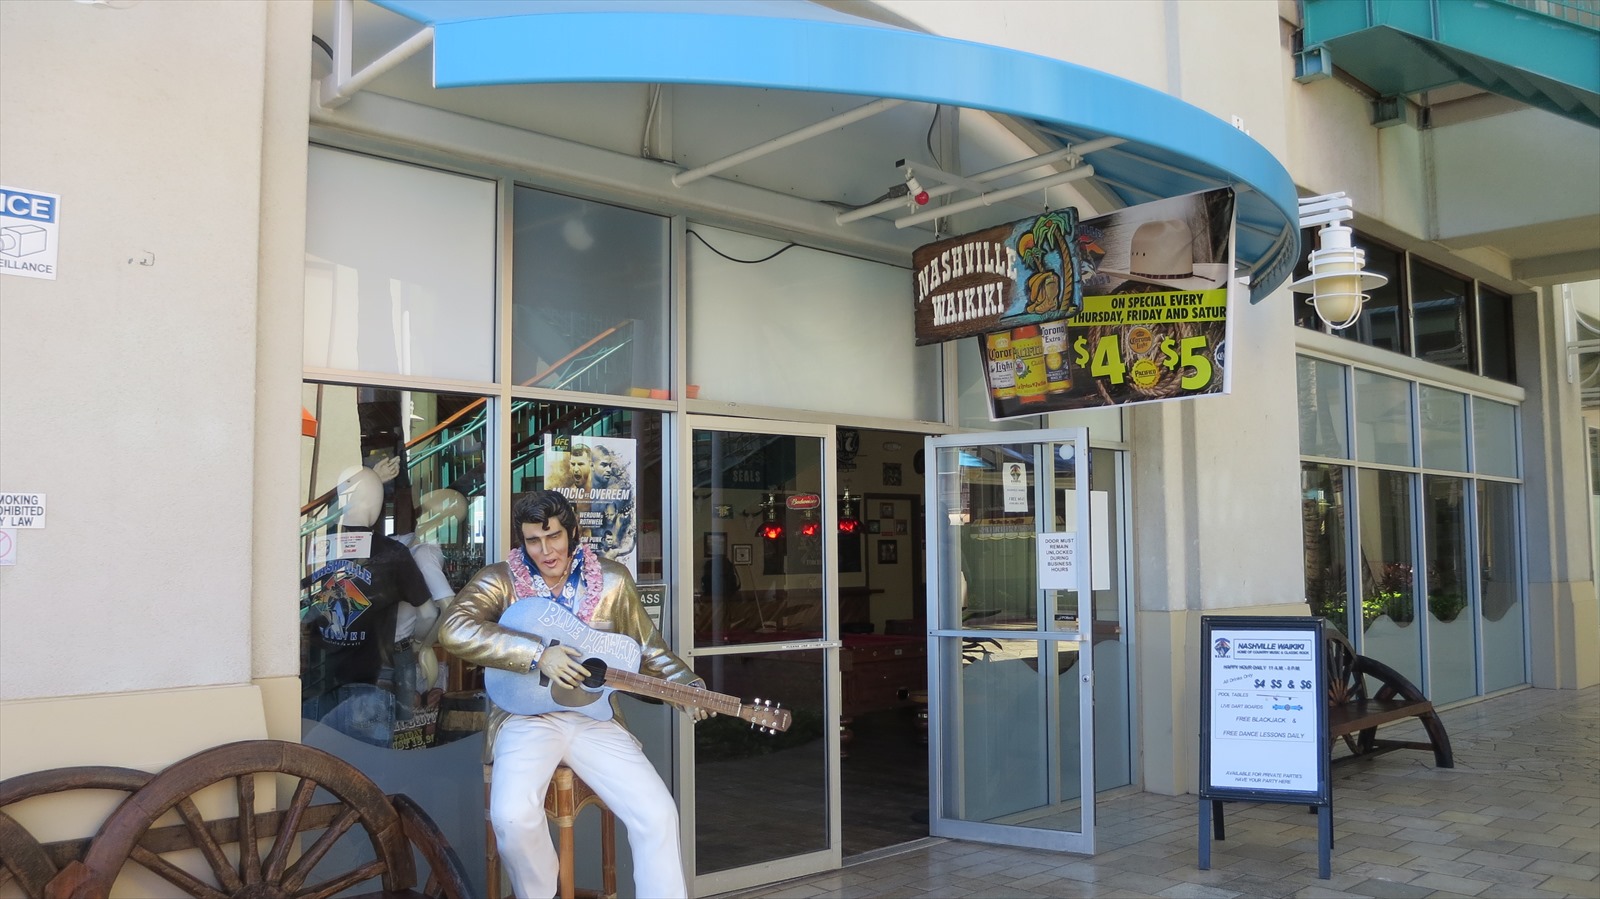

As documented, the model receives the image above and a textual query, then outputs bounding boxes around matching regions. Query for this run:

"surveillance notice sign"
[1199,616,1328,804]
[1,186,61,281]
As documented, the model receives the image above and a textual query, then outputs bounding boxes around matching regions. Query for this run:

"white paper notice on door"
[1036,531,1078,590]
[1002,462,1029,512]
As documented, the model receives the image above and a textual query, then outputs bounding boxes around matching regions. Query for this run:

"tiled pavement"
[714,685,1599,898]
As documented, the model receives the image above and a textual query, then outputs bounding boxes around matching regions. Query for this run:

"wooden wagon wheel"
[66,740,418,899]
[0,766,151,899]
[1323,629,1366,756]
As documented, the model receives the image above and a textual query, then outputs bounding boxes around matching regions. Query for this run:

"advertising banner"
[976,188,1235,419]
[912,209,1082,345]
[544,434,639,577]
[1199,615,1328,804]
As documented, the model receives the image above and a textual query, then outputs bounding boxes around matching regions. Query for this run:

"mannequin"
[336,465,386,529]
[394,488,470,703]
[301,464,430,747]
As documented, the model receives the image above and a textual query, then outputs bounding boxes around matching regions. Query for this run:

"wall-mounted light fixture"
[799,509,821,538]
[1290,193,1388,330]
[838,488,862,534]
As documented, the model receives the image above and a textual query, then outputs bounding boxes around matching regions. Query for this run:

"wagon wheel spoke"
[174,796,244,894]
[279,805,362,893]
[127,844,229,899]
[235,771,261,886]
[261,775,319,883]
[296,858,389,899]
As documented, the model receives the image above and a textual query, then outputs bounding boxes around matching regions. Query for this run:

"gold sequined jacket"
[439,556,701,758]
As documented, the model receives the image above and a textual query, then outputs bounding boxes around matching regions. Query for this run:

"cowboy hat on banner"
[1097,219,1228,291]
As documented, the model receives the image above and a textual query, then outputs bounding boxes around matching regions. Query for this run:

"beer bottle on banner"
[985,332,1016,401]
[1041,319,1070,394]
[1011,324,1046,404]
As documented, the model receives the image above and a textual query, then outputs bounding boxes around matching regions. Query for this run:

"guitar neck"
[602,670,745,718]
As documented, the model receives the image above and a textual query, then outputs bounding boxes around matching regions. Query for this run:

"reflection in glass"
[1356,469,1422,687]
[1425,476,1475,703]
[1354,370,1413,466]
[1411,260,1471,372]
[943,637,1080,834]
[1473,397,1520,478]
[953,444,1039,631]
[1479,481,1526,692]
[304,148,497,383]
[1419,385,1468,472]
[512,189,670,397]
[1297,356,1349,459]
[510,402,664,585]
[1478,287,1515,383]
[299,383,489,751]
[694,654,828,873]
[1301,463,1350,635]
[1087,448,1130,791]
[690,431,828,646]
[1333,239,1404,353]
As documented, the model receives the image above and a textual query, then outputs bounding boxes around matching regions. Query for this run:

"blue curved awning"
[372,0,1300,303]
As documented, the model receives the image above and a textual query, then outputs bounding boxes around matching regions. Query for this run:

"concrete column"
[1515,286,1599,689]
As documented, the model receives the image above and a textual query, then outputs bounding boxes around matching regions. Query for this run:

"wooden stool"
[485,763,619,899]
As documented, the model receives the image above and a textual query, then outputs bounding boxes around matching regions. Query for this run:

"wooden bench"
[0,739,473,899]
[1325,629,1454,768]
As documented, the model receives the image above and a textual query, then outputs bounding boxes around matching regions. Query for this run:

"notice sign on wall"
[1,186,61,281]
[0,493,46,529]
[1199,616,1327,803]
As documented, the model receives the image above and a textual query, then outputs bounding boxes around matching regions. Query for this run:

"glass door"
[683,417,840,894]
[925,428,1095,853]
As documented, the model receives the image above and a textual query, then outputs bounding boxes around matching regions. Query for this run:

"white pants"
[491,712,688,899]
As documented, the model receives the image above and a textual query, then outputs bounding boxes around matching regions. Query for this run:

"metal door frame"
[924,427,1095,853]
[680,415,842,896]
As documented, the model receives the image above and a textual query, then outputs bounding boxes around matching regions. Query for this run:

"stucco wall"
[0,0,271,701]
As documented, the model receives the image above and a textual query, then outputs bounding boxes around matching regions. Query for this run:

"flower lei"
[507,544,604,621]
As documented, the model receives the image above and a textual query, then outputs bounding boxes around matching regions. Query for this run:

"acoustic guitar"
[483,596,792,733]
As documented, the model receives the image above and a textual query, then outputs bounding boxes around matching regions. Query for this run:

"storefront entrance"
[683,418,935,894]
[926,428,1099,853]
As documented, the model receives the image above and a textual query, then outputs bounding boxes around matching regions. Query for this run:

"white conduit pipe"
[672,97,906,187]
[895,165,1096,229]
[836,136,1124,225]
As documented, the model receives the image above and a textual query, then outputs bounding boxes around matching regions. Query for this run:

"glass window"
[1298,356,1349,459]
[1356,469,1422,687]
[1473,397,1520,477]
[1418,385,1467,472]
[1411,260,1471,372]
[687,224,941,421]
[1478,481,1526,691]
[299,383,491,750]
[1301,463,1351,635]
[1334,239,1405,352]
[957,337,1040,431]
[1291,227,1323,332]
[508,401,665,585]
[1424,476,1474,704]
[512,189,671,398]
[1354,370,1414,466]
[304,147,497,382]
[1477,286,1515,382]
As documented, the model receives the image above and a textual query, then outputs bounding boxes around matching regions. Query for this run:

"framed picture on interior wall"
[867,519,881,534]
[878,502,896,519]
[704,532,727,558]
[731,543,752,566]
[882,462,902,486]
[877,539,898,564]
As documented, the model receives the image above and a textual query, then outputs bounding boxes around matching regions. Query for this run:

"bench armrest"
[391,793,474,899]
[1350,654,1428,704]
